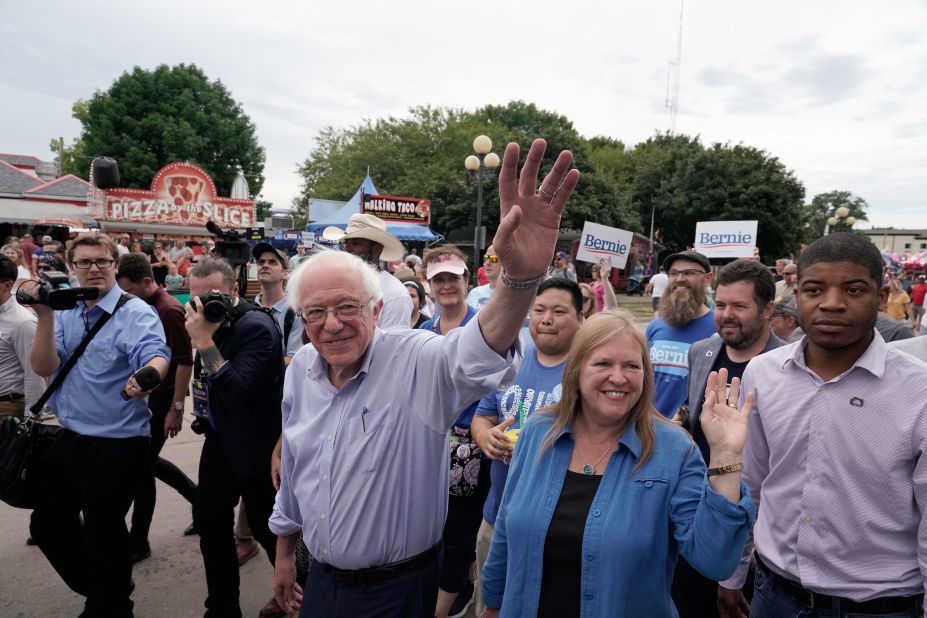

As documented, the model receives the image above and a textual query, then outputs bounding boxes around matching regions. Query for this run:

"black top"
[694,345,749,462]
[537,470,602,618]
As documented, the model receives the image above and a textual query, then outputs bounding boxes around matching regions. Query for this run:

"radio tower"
[665,0,684,134]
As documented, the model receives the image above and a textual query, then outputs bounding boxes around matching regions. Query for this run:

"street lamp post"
[824,205,857,235]
[465,135,500,286]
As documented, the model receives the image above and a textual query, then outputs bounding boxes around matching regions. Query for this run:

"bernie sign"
[575,221,634,269]
[694,221,758,258]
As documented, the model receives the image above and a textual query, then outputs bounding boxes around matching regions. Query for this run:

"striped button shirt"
[722,333,927,602]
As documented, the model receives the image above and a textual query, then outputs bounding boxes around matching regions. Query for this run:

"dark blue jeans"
[751,563,921,618]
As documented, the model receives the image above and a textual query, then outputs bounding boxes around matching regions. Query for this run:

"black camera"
[191,291,232,323]
[16,271,100,310]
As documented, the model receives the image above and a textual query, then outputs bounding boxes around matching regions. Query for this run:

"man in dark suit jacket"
[671,258,785,618]
[185,257,284,618]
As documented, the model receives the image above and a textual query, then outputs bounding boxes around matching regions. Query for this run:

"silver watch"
[173,402,184,412]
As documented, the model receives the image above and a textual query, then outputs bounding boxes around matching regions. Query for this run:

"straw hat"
[322,214,405,262]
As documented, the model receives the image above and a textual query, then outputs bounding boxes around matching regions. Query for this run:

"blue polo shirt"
[51,284,170,438]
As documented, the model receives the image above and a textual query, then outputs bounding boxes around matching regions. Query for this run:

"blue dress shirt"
[51,284,170,438]
[482,413,755,617]
[269,317,516,570]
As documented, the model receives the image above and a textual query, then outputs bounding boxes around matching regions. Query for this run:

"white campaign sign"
[575,221,635,269]
[694,220,758,258]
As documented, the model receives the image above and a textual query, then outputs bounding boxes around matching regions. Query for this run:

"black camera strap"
[29,293,134,416]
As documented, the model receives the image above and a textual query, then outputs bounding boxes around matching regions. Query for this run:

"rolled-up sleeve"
[672,445,756,581]
[413,318,518,433]
[123,304,170,370]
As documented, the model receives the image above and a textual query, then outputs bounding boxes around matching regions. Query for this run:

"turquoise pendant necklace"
[575,432,621,475]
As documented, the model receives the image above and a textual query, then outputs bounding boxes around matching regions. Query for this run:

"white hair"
[287,250,383,312]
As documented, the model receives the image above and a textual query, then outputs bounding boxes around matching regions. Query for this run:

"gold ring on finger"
[538,187,555,202]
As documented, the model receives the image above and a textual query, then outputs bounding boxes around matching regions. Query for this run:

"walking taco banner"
[694,220,758,258]
[362,194,431,224]
[93,162,255,228]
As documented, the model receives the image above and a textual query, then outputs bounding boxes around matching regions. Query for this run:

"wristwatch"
[173,402,184,413]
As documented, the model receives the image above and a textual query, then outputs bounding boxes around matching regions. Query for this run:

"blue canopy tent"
[306,175,443,244]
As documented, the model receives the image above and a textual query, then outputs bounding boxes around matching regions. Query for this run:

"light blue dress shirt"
[51,284,170,438]
[254,292,304,357]
[269,317,515,570]
[482,413,755,617]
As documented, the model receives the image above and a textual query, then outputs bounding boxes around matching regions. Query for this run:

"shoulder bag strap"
[30,294,134,416]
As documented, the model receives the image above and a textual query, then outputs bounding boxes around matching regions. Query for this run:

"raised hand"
[699,368,753,460]
[494,139,580,281]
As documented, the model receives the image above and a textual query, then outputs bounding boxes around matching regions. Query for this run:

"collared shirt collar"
[84,283,123,315]
[254,292,288,315]
[0,294,15,314]
[555,417,643,461]
[783,329,887,380]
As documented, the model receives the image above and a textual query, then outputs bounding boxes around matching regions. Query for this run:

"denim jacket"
[481,413,755,617]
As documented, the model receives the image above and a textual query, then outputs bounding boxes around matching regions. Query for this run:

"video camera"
[205,221,254,268]
[16,271,100,310]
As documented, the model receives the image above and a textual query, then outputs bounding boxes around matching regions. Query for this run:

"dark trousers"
[672,556,755,618]
[30,429,150,618]
[130,391,197,550]
[194,430,277,617]
[439,458,492,592]
[301,555,440,618]
[751,565,921,617]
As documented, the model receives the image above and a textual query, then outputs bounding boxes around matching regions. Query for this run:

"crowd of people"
[1,137,925,618]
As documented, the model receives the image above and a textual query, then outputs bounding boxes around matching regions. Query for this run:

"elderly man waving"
[270,139,579,618]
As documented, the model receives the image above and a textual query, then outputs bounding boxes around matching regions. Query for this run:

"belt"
[0,393,24,402]
[755,553,923,614]
[322,543,439,587]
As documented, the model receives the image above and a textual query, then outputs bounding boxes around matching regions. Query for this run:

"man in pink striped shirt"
[718,232,927,617]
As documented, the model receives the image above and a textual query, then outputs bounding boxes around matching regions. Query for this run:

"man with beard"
[718,232,927,617]
[646,251,717,417]
[670,258,784,618]
[323,214,413,329]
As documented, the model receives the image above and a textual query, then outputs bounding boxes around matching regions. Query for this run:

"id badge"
[192,378,210,421]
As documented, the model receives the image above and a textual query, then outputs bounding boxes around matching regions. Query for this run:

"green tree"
[618,134,806,260]
[56,63,265,198]
[801,190,869,242]
[293,101,642,239]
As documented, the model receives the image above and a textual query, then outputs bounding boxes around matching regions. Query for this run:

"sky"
[2,0,925,230]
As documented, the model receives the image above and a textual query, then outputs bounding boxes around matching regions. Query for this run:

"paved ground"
[0,408,277,618]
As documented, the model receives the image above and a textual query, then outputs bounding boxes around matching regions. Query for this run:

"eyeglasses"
[668,269,707,279]
[483,254,499,263]
[72,258,115,270]
[299,301,369,324]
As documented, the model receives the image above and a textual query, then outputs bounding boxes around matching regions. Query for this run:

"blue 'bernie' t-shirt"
[475,344,566,526]
[645,311,716,417]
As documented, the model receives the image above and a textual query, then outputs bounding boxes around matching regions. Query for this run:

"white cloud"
[1,0,925,229]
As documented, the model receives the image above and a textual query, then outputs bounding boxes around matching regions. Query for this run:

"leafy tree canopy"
[56,63,265,198]
[295,102,825,263]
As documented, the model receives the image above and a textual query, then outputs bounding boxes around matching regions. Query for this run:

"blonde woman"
[2,243,32,285]
[481,310,755,617]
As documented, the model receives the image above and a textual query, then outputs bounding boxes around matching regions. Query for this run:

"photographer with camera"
[185,257,285,618]
[24,232,170,618]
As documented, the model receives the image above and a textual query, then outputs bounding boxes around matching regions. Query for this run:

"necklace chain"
[575,432,621,475]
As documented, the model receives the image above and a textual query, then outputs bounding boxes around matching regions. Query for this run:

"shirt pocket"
[633,478,669,490]
[336,406,397,476]
[80,332,121,376]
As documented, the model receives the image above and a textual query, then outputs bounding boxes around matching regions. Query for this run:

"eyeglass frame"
[71,258,116,270]
[668,268,708,279]
[298,299,373,325]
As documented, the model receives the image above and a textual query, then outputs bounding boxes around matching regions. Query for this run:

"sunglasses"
[483,254,499,263]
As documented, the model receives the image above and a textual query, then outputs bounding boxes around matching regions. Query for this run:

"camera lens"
[202,300,227,323]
